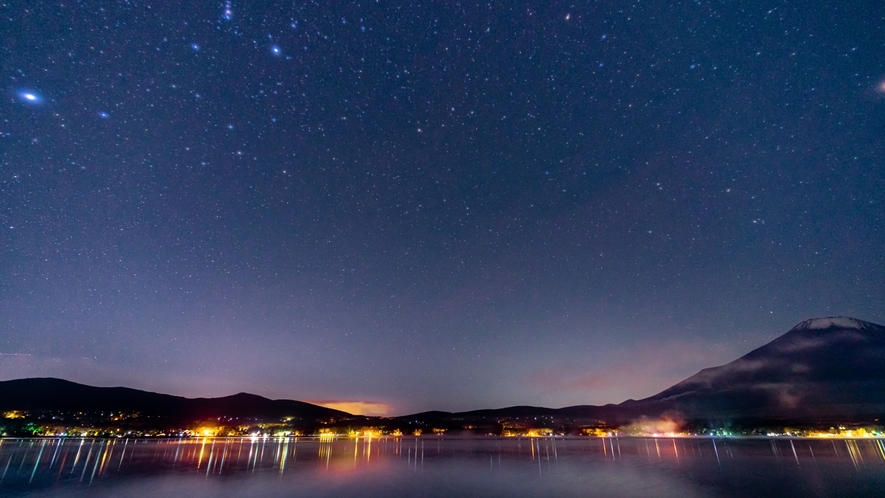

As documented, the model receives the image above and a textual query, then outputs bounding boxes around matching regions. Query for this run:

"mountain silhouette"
[616,316,885,420]
[0,378,349,421]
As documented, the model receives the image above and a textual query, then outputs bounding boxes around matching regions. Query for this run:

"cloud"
[775,330,865,353]
[683,358,775,388]
[310,400,392,416]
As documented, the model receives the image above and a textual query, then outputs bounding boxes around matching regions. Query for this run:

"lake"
[2,436,884,497]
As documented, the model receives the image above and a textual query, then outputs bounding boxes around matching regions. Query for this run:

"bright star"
[271,45,281,55]
[18,91,42,103]
[99,112,110,119]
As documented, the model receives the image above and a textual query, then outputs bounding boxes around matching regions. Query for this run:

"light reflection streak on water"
[48,437,61,469]
[246,438,256,471]
[536,438,542,475]
[846,439,863,469]
[28,439,45,483]
[118,438,129,470]
[279,438,288,475]
[205,439,216,476]
[259,436,268,466]
[90,440,109,485]
[353,437,358,466]
[2,451,12,481]
[220,438,229,474]
[17,440,31,477]
[196,438,206,469]
[78,439,94,482]
[712,437,720,466]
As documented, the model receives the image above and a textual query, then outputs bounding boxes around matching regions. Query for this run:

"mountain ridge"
[0,377,350,421]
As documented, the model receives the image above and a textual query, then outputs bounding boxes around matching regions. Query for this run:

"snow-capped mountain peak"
[790,316,870,332]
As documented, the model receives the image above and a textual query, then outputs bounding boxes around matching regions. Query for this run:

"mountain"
[403,316,885,425]
[0,378,350,422]
[615,316,885,421]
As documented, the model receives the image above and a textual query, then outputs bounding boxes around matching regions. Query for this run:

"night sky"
[2,1,883,416]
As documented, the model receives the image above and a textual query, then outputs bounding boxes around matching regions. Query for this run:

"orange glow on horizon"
[311,401,392,416]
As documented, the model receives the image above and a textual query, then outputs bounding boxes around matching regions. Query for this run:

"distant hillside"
[0,378,350,422]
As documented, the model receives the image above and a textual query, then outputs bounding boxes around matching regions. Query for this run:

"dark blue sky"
[2,1,883,415]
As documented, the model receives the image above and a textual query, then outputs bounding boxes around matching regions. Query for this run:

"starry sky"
[2,1,883,416]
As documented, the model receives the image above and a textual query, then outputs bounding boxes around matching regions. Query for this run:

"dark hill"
[0,378,350,422]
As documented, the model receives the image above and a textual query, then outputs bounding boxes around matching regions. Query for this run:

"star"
[18,90,43,105]
[17,91,42,103]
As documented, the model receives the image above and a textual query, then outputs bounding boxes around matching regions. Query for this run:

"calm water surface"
[2,436,884,497]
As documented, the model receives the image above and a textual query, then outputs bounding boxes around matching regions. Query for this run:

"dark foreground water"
[2,436,884,497]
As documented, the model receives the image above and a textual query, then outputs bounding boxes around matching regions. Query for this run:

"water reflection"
[2,436,884,496]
